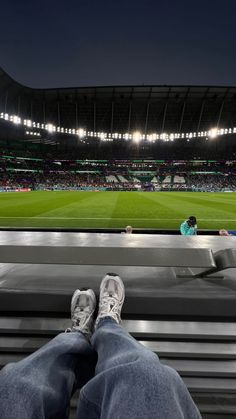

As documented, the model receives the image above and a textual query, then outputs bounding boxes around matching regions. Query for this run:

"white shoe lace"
[98,293,121,324]
[72,306,93,334]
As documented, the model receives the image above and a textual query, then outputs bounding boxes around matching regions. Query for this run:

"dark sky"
[1,0,236,88]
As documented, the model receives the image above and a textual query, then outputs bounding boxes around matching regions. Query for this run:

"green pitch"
[0,190,236,229]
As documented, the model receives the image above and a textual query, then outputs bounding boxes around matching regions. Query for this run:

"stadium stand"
[2,153,236,191]
[162,175,172,184]
[174,175,186,184]
[151,176,159,183]
[117,174,128,182]
[105,175,118,183]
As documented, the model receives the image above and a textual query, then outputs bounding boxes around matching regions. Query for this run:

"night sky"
[1,0,236,88]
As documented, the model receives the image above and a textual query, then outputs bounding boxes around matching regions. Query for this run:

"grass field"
[0,190,236,229]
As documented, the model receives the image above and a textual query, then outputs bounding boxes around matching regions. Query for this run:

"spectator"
[180,216,197,235]
[219,229,231,236]
[219,229,236,236]
[125,225,133,234]
[0,274,201,419]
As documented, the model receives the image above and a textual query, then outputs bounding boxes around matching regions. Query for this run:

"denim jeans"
[0,318,201,419]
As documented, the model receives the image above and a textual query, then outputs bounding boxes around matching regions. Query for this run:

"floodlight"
[77,128,85,138]
[12,115,21,124]
[25,119,32,127]
[133,131,141,143]
[160,133,167,141]
[46,123,54,133]
[208,128,218,138]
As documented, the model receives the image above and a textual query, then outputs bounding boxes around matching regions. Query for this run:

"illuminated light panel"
[208,127,218,138]
[23,119,32,127]
[2,111,236,142]
[11,115,21,124]
[133,131,141,143]
[77,128,85,138]
[46,123,55,133]
[26,131,40,137]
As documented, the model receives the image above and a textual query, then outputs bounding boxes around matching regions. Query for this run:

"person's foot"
[95,273,125,329]
[69,289,96,337]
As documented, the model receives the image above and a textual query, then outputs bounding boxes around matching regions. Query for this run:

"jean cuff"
[96,316,117,329]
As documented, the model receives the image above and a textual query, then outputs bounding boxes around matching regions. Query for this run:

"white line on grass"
[0,216,235,221]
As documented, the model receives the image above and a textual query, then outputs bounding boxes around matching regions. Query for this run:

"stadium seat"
[0,232,236,416]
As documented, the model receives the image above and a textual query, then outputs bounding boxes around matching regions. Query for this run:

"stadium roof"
[1,67,236,134]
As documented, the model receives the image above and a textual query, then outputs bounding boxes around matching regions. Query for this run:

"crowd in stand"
[0,172,235,191]
[1,171,236,191]
[1,150,236,191]
[185,174,236,191]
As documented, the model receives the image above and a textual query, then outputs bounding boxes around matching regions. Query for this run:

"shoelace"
[72,306,91,329]
[99,294,121,322]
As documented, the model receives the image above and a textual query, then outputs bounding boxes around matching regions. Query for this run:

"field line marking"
[0,216,236,221]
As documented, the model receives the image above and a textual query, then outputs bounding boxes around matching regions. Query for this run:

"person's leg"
[77,274,201,419]
[0,289,97,419]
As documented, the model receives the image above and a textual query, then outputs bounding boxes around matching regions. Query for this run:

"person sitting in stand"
[0,273,201,419]
[125,225,133,234]
[219,229,236,236]
[180,216,197,235]
[219,229,230,236]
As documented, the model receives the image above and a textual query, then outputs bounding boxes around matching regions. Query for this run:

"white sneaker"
[95,273,125,329]
[69,289,96,337]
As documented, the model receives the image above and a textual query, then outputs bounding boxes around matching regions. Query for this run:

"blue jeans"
[0,318,201,419]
